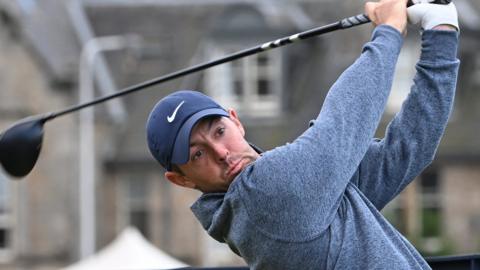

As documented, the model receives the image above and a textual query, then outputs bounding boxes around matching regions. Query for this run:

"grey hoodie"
[192,25,459,269]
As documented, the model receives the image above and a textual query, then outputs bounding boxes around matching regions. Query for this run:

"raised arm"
[238,0,409,237]
[352,3,460,210]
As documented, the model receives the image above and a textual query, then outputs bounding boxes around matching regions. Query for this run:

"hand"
[407,2,459,31]
[365,0,409,34]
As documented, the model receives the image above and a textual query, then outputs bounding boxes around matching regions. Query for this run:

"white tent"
[64,226,188,270]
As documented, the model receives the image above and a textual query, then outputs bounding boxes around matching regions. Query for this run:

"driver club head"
[0,116,47,178]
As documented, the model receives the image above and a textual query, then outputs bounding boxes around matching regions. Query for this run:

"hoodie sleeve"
[237,25,404,239]
[352,30,460,210]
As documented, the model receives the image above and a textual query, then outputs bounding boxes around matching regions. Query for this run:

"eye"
[192,150,204,161]
[217,127,225,136]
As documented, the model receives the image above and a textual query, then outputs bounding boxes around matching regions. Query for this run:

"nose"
[210,142,229,163]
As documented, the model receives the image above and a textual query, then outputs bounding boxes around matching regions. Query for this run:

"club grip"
[407,0,452,7]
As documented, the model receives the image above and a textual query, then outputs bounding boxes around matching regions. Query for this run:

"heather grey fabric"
[191,25,459,270]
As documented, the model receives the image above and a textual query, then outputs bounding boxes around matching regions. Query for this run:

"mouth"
[225,159,245,180]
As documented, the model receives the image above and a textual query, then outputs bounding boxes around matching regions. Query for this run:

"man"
[146,0,460,269]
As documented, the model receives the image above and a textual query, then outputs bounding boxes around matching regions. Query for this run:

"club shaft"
[45,0,451,122]
[46,19,358,121]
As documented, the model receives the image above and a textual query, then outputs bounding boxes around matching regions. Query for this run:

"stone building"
[0,0,479,269]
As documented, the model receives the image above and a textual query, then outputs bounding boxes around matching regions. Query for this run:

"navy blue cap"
[146,90,229,171]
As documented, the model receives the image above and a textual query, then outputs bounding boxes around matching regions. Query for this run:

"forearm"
[386,30,459,158]
[309,25,403,172]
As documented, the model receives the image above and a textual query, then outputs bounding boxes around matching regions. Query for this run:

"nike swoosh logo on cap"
[167,101,185,123]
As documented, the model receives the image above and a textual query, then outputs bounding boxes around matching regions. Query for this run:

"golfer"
[146,0,459,268]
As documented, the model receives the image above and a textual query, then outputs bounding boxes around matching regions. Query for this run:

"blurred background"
[0,0,479,269]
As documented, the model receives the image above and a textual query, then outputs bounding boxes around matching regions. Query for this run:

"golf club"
[0,0,452,178]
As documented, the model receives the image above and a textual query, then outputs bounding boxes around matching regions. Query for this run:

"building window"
[205,45,283,118]
[119,176,151,239]
[420,170,441,238]
[0,171,13,261]
[383,169,450,255]
[419,169,450,255]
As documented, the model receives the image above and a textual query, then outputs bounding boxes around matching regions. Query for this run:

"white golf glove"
[407,2,459,31]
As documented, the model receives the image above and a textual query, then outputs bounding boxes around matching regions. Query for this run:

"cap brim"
[170,108,229,167]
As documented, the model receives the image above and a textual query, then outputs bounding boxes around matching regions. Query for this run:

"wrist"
[385,21,407,34]
[432,24,458,31]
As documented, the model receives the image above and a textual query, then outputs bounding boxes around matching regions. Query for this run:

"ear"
[164,171,196,189]
[227,108,245,136]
